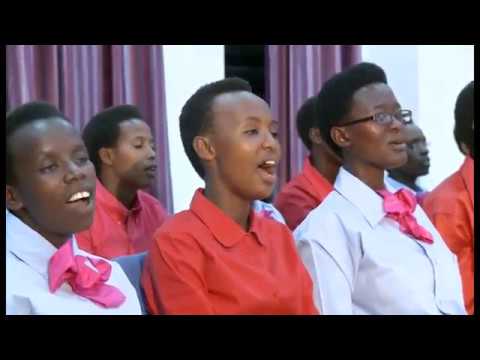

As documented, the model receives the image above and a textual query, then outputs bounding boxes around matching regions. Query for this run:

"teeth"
[263,160,276,166]
[68,191,90,202]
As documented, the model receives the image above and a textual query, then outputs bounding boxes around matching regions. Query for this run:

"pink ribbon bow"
[377,188,434,244]
[48,240,126,308]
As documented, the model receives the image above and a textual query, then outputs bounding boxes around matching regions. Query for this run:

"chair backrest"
[114,252,148,314]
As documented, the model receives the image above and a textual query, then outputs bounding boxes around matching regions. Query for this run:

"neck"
[310,149,340,184]
[342,157,386,191]
[203,176,251,231]
[13,209,70,249]
[389,171,420,191]
[99,172,137,209]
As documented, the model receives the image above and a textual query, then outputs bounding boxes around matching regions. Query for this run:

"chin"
[253,187,274,201]
[387,154,408,169]
[136,180,153,190]
[72,214,95,233]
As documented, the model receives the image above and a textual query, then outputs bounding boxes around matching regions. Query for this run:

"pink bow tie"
[377,188,434,244]
[48,240,126,308]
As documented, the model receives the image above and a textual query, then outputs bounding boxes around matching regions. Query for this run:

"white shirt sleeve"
[297,238,354,314]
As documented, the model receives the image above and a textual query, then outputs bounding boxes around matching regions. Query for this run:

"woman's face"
[202,91,281,201]
[6,118,96,240]
[333,83,408,171]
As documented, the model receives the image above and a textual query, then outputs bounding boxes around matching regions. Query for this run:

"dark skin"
[193,91,281,231]
[389,124,430,191]
[330,83,408,191]
[98,119,156,209]
[6,118,96,249]
[309,127,342,184]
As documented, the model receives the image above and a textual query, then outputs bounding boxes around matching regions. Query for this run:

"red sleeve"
[301,265,319,315]
[423,196,471,256]
[275,191,317,231]
[142,231,214,315]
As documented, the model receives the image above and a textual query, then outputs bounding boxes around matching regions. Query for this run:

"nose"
[64,161,86,184]
[390,116,405,131]
[419,142,429,156]
[147,143,156,160]
[262,130,279,150]
[262,130,281,160]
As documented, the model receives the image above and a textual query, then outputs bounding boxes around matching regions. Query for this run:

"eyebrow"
[33,145,87,165]
[244,116,278,125]
[373,103,401,110]
[132,135,153,141]
[36,143,87,156]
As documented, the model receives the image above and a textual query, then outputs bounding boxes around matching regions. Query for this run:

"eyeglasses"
[338,109,413,127]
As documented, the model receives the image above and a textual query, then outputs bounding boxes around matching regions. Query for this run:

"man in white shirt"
[5,102,141,315]
[294,63,465,315]
[387,122,430,197]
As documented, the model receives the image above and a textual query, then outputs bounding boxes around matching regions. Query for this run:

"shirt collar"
[190,189,265,248]
[385,175,419,193]
[302,156,334,199]
[6,209,79,278]
[334,167,396,228]
[460,156,474,205]
[95,179,142,223]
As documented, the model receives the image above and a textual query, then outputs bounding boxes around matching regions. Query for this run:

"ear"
[98,147,115,167]
[6,185,23,212]
[460,142,472,157]
[330,126,351,150]
[193,135,216,162]
[308,127,323,146]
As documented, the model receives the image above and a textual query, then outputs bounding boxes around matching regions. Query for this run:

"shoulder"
[300,190,355,227]
[258,214,292,235]
[150,210,207,250]
[138,190,161,203]
[155,210,201,232]
[255,215,300,254]
[422,171,468,215]
[275,178,320,220]
[6,252,37,290]
[276,174,312,201]
[138,191,168,213]
[281,172,308,190]
[294,194,342,237]
[6,253,40,314]
[294,191,363,251]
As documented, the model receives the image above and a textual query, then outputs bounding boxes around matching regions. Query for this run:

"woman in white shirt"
[294,63,466,315]
[6,102,141,315]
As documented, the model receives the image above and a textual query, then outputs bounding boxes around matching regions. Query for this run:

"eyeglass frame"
[336,109,413,127]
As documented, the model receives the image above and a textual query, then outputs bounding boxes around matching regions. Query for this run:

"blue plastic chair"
[114,252,148,315]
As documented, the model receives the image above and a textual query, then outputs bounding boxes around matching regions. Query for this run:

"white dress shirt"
[293,167,466,315]
[385,175,416,192]
[385,175,427,194]
[6,210,142,315]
